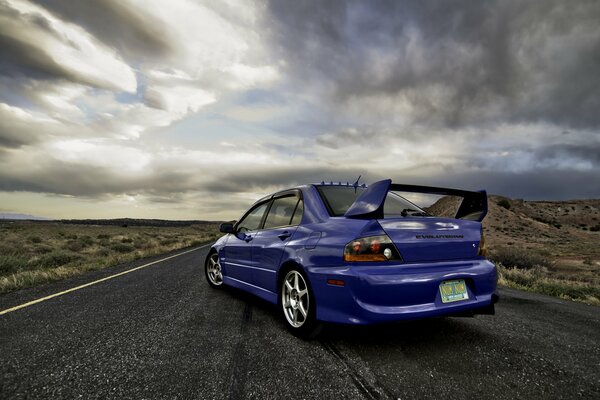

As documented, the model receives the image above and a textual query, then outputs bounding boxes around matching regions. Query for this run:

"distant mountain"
[0,213,52,221]
[59,218,218,227]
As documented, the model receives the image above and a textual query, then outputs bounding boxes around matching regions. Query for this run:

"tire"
[205,251,223,288]
[280,268,322,339]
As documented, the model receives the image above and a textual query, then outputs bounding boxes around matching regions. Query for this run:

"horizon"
[2,191,598,222]
[1,1,599,220]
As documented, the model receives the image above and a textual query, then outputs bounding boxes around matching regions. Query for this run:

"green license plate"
[439,279,469,303]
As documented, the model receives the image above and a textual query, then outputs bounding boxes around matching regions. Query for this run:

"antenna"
[352,175,362,193]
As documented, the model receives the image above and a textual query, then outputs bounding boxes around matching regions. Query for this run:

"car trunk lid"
[378,217,481,262]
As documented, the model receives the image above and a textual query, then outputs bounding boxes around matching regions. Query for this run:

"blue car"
[205,179,498,338]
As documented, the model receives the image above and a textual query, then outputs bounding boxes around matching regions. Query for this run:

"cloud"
[0,0,277,143]
[30,0,173,59]
[0,0,598,219]
[0,0,137,92]
[265,0,600,129]
[0,102,66,148]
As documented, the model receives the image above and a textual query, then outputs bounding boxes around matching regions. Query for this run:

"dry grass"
[497,264,600,306]
[489,247,554,270]
[490,246,600,305]
[0,221,220,294]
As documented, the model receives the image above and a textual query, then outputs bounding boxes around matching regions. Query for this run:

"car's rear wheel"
[205,252,223,288]
[280,268,321,339]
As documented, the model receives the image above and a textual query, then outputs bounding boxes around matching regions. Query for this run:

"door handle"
[244,235,253,243]
[278,231,291,240]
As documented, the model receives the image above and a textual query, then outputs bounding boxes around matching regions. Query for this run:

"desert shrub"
[111,243,135,253]
[34,245,53,254]
[121,237,134,243]
[134,241,150,249]
[536,279,600,300]
[65,240,86,252]
[93,248,111,257]
[66,233,78,240]
[37,251,81,268]
[28,236,42,244]
[534,216,550,224]
[491,247,554,269]
[583,257,595,266]
[0,255,29,274]
[79,235,94,245]
[97,234,110,239]
[497,199,511,210]
[0,243,17,256]
[590,225,600,232]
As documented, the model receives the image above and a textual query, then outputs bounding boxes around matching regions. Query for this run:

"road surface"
[1,245,599,399]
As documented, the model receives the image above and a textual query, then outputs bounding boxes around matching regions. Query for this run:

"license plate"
[439,279,469,303]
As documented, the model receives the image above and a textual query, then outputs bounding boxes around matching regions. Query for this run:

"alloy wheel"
[281,270,310,328]
[206,253,223,286]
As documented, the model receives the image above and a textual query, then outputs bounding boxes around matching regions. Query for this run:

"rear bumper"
[307,258,498,324]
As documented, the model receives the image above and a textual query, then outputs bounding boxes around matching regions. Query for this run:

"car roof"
[257,182,365,201]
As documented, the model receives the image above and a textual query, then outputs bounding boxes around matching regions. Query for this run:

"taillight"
[477,231,487,257]
[343,235,402,262]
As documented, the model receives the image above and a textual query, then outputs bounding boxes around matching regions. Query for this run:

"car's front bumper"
[307,258,498,324]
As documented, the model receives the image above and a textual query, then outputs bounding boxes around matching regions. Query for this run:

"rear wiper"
[401,208,429,217]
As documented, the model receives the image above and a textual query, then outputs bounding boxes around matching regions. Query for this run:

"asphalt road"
[1,245,599,399]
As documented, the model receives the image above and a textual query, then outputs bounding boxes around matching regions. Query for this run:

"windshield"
[316,186,426,217]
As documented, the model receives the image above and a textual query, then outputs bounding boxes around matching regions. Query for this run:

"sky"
[0,0,599,220]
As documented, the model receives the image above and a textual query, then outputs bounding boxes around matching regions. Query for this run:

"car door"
[251,192,304,293]
[222,201,269,284]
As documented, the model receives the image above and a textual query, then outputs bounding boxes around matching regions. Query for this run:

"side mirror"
[219,221,236,234]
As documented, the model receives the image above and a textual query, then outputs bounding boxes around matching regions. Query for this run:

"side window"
[237,202,269,232]
[291,199,304,226]
[263,196,299,229]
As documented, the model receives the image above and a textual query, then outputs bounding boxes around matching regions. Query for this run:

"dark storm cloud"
[0,125,37,148]
[432,170,600,201]
[201,163,600,202]
[315,128,380,149]
[266,0,600,129]
[533,143,600,166]
[0,104,48,148]
[31,0,172,59]
[203,166,367,194]
[0,34,86,84]
[0,1,136,93]
[0,1,80,82]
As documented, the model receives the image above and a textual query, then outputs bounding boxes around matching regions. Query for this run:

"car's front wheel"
[280,268,321,339]
[205,252,223,288]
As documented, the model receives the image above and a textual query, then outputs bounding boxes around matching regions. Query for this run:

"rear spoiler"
[344,179,488,221]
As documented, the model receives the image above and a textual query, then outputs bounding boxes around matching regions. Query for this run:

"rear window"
[316,186,424,217]
[317,186,362,216]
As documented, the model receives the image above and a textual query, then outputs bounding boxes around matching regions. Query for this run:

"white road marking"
[0,244,211,316]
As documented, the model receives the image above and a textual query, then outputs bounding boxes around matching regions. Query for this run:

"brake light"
[478,231,487,257]
[344,235,402,262]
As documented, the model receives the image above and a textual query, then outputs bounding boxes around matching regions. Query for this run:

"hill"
[426,195,599,260]
[426,195,600,304]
